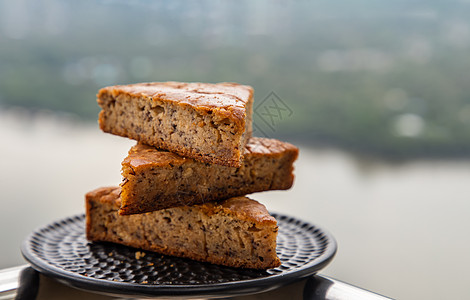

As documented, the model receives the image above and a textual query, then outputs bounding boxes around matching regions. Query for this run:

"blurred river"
[0,108,469,299]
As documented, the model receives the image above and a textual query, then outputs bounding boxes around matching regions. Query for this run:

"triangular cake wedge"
[86,187,281,269]
[119,137,298,215]
[97,82,253,167]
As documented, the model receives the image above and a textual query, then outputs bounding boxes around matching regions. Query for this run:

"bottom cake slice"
[86,187,281,269]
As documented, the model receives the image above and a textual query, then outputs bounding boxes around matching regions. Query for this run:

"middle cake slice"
[119,137,298,215]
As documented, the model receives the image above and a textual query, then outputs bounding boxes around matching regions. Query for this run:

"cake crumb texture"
[86,186,281,269]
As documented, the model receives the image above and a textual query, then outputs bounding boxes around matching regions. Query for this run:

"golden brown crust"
[98,82,253,127]
[245,137,299,157]
[124,144,187,169]
[202,196,277,225]
[86,186,281,269]
[86,186,121,206]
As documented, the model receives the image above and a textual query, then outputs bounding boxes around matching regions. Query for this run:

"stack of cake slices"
[86,82,298,269]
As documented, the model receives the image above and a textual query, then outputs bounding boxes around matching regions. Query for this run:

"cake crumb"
[135,251,146,259]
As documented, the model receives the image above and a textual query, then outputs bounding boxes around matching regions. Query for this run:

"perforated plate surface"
[22,213,337,298]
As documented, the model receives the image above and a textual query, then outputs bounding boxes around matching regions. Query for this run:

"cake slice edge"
[86,186,281,269]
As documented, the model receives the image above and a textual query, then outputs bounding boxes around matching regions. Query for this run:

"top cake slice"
[97,82,254,167]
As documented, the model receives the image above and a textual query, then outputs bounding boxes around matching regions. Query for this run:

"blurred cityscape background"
[2,0,470,158]
[1,1,470,299]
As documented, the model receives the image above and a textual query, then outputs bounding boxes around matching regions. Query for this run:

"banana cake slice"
[86,186,281,269]
[97,82,253,167]
[119,137,298,215]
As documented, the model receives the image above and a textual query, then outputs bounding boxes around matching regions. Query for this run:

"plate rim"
[21,213,337,297]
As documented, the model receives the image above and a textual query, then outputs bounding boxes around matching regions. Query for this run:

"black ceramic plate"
[22,213,337,299]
